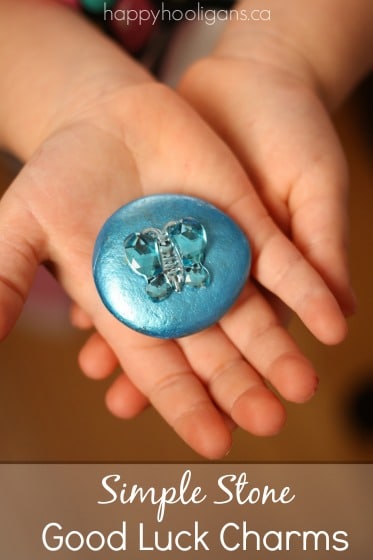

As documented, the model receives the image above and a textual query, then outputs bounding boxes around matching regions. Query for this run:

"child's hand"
[1,0,362,458]
[0,76,346,457]
[178,0,369,318]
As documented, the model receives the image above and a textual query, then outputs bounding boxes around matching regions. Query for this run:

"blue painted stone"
[93,195,251,338]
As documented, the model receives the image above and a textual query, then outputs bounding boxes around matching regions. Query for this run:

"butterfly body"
[154,228,184,292]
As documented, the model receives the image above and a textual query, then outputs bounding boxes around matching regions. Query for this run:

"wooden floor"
[0,94,372,463]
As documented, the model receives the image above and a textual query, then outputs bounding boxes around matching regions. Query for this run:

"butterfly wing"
[124,231,172,301]
[184,264,210,288]
[145,274,172,302]
[124,232,161,278]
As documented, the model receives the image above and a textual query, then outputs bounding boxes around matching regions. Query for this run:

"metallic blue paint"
[93,195,251,338]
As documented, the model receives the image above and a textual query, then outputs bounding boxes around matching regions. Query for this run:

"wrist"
[0,0,151,160]
[218,0,373,109]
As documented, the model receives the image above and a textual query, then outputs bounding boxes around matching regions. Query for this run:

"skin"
[0,0,371,458]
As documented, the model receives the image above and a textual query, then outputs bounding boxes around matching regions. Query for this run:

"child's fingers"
[78,330,150,418]
[177,325,286,437]
[70,302,94,330]
[288,167,355,315]
[105,373,149,419]
[223,191,348,345]
[78,329,237,430]
[78,331,118,379]
[90,316,232,459]
[176,284,318,437]
[0,188,46,339]
[219,284,319,403]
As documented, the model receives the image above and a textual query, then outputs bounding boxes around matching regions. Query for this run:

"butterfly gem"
[124,218,210,301]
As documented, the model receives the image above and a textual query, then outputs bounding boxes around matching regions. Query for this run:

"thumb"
[0,189,46,339]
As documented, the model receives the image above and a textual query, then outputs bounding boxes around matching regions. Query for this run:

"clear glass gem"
[146,274,172,301]
[124,232,161,277]
[167,218,207,266]
[185,264,210,288]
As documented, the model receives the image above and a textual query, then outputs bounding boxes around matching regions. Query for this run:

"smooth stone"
[93,195,251,338]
